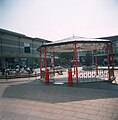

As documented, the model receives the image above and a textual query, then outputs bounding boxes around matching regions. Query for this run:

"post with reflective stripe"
[45,68,49,84]
[68,68,72,85]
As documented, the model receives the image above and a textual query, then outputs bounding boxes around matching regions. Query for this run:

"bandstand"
[37,37,115,85]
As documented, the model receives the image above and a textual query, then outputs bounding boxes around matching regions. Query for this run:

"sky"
[0,0,118,41]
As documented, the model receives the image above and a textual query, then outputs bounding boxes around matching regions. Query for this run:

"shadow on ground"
[2,80,118,103]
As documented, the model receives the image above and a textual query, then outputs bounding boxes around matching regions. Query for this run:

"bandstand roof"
[37,36,110,52]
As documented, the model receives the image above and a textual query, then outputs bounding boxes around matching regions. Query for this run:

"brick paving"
[0,75,118,120]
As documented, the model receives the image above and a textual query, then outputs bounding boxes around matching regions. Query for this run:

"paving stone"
[29,110,43,117]
[1,112,20,120]
[62,116,79,120]
[73,107,85,112]
[51,108,64,114]
[62,110,75,116]
[103,116,118,120]
[98,111,113,118]
[13,114,28,120]
[88,114,103,120]
[0,78,118,120]
[74,112,89,119]
[49,113,63,120]
[62,105,74,111]
[112,113,118,119]
[85,109,99,115]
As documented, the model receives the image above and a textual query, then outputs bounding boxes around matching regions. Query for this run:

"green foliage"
[59,52,73,60]
[58,52,73,67]
[84,52,92,66]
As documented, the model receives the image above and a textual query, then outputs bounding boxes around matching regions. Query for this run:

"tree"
[84,52,92,66]
[58,52,73,66]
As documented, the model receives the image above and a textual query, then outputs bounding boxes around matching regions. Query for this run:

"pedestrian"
[27,67,31,74]
[2,67,5,75]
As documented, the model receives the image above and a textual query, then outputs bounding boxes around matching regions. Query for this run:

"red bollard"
[68,68,72,85]
[45,68,49,84]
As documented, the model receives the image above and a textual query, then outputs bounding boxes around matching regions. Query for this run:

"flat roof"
[0,28,50,42]
[0,28,25,37]
[98,35,118,41]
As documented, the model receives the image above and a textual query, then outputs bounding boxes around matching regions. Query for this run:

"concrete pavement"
[0,79,118,120]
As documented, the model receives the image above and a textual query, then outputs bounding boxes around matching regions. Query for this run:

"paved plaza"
[0,73,118,120]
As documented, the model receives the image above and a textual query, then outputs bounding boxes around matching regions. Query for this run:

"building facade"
[100,35,118,66]
[0,28,49,69]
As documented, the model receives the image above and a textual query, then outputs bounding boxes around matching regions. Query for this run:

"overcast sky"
[0,0,118,41]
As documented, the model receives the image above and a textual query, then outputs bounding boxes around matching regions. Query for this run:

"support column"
[44,47,49,84]
[95,51,98,75]
[106,43,111,80]
[74,65,76,74]
[74,42,78,83]
[68,68,72,85]
[52,52,55,76]
[40,50,42,78]
[44,47,47,70]
[73,56,75,74]
[111,43,115,77]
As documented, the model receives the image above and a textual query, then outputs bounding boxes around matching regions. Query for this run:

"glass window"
[24,47,30,53]
[24,43,30,53]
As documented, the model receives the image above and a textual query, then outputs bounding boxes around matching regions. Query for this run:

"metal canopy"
[38,36,110,52]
